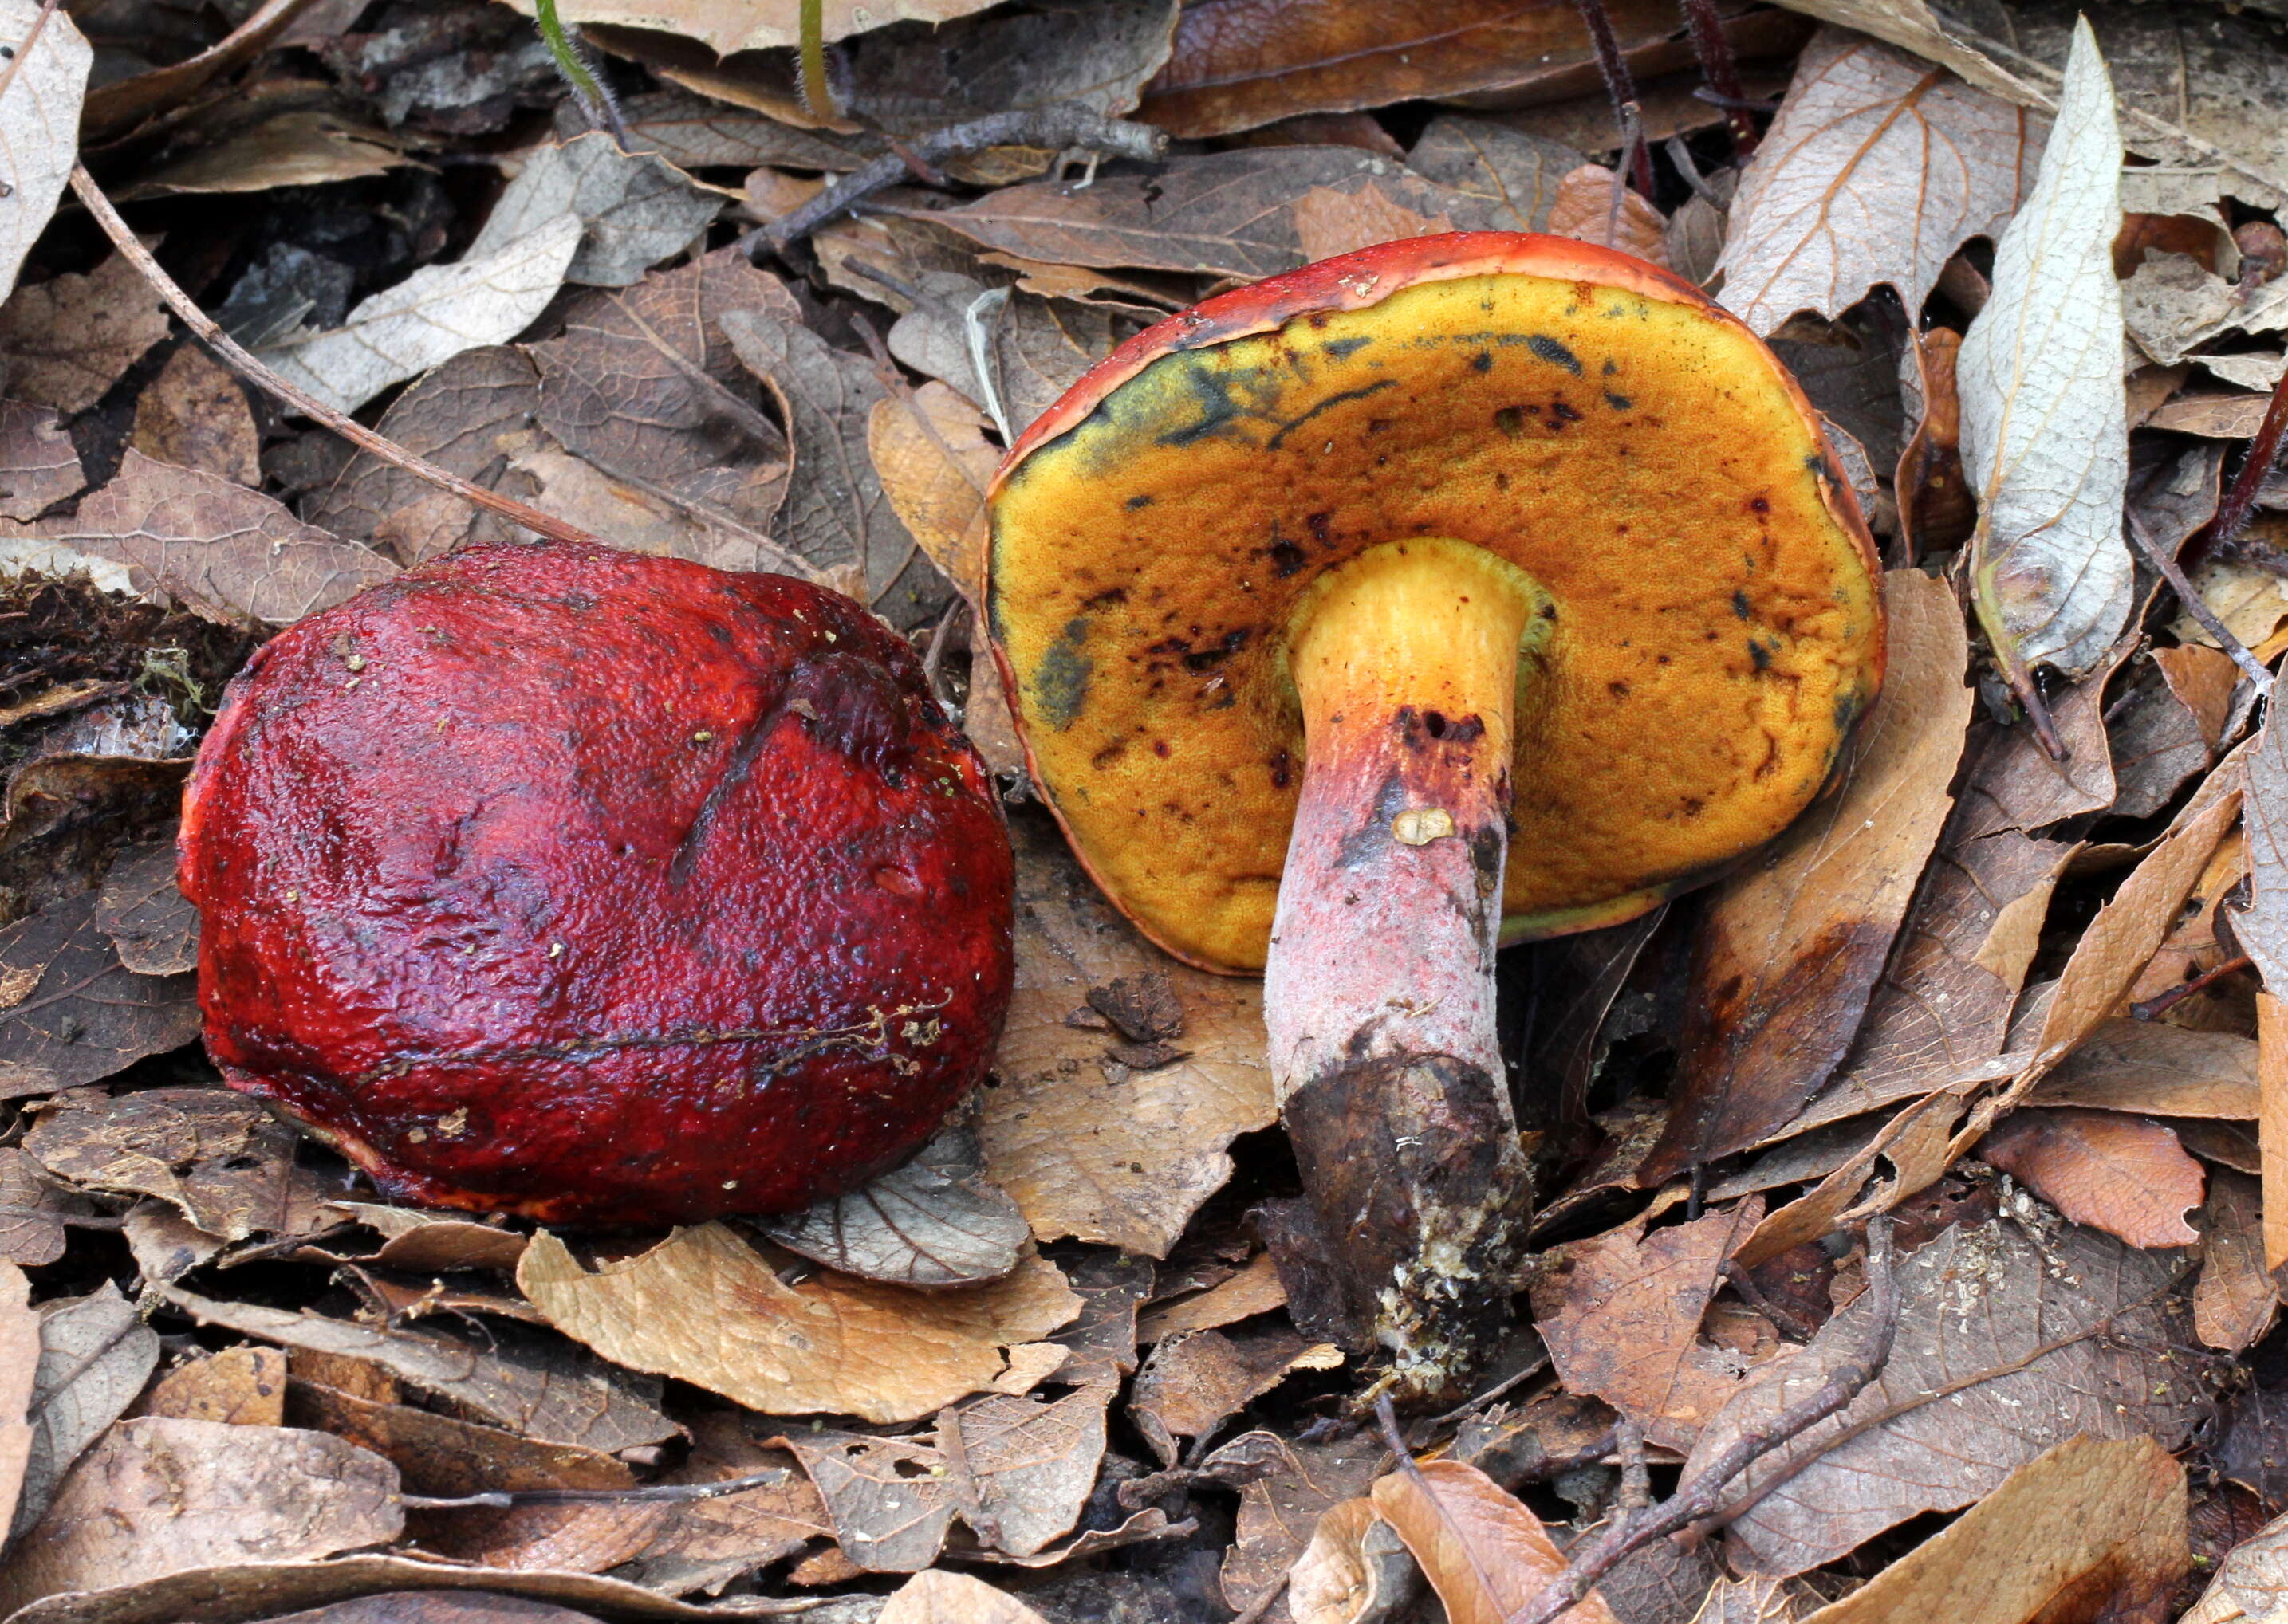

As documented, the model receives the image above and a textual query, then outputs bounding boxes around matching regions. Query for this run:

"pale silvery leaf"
[0,0,92,305]
[1718,28,2040,336]
[1959,18,2129,685]
[469,133,721,288]
[2238,711,2288,999]
[255,214,581,413]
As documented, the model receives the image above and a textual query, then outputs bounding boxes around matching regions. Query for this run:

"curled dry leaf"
[0,450,398,627]
[258,215,581,414]
[1290,181,1455,263]
[755,1113,1030,1288]
[0,1419,404,1619]
[0,890,199,1102]
[1370,1458,1619,1624]
[0,400,85,521]
[1719,29,2038,336]
[0,0,92,305]
[1288,1498,1415,1624]
[1799,1436,2185,1624]
[1648,571,1972,1176]
[979,815,1275,1258]
[517,1222,1080,1424]
[120,111,410,200]
[289,1374,633,1500]
[2184,1504,2288,1624]
[1530,1199,1768,1451]
[25,1087,321,1243]
[1976,1107,2203,1247]
[1128,1327,1341,1466]
[468,133,722,289]
[1209,1429,1387,1615]
[322,1204,528,1274]
[1959,20,2132,687]
[0,252,171,415]
[1689,1217,2201,1577]
[14,1284,163,1540]
[156,1285,678,1452]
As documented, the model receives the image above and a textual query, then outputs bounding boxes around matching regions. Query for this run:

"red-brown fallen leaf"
[2195,1170,2278,1355]
[1369,1459,1618,1624]
[0,1262,34,1539]
[1545,166,1670,266]
[1979,1107,2204,1247]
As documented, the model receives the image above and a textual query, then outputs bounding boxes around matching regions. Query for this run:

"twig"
[2125,510,2277,692]
[67,164,604,551]
[742,106,1167,258]
[534,0,628,148]
[403,1467,790,1512]
[1227,1577,1290,1624]
[1570,0,1657,195]
[1720,1259,1821,1343]
[1509,1219,1901,1624]
[2200,361,2288,556]
[1613,1419,1651,1511]
[2130,954,2254,1021]
[963,286,1015,443]
[1605,104,1643,250]
[1664,136,1727,208]
[1675,0,1758,154]
[1422,1351,1551,1432]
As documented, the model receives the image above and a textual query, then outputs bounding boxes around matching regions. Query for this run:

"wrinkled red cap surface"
[179,541,1014,1225]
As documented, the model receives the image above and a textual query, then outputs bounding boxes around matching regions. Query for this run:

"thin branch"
[2202,360,2288,556]
[404,1467,790,1512]
[67,164,604,550]
[1509,1219,1902,1624]
[2130,954,2253,1021]
[1422,1351,1551,1433]
[742,106,1167,258]
[1570,0,1658,195]
[1720,1258,1821,1343]
[2125,510,2277,692]
[1676,0,1758,153]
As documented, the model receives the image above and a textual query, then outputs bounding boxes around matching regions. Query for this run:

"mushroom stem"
[1265,538,1547,1401]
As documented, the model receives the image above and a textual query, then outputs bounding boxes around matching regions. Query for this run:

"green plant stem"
[534,0,627,146]
[799,0,834,119]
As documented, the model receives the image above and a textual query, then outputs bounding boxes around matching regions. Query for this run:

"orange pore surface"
[989,260,1882,974]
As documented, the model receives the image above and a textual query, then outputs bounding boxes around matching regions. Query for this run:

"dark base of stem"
[1280,1052,1533,1407]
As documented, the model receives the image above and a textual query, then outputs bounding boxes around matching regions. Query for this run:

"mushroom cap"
[986,232,1884,974]
[180,541,1014,1225]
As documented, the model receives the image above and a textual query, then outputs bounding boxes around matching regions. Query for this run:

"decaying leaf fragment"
[517,1222,1079,1424]
[24,1086,319,1244]
[1959,20,2131,688]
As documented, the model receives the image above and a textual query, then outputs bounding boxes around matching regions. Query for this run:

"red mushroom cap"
[179,541,1014,1225]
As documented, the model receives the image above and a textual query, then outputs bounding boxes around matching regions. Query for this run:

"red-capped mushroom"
[986,233,1884,1397]
[179,541,1014,1225]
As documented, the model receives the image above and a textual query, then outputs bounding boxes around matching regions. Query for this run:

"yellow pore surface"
[988,272,1882,973]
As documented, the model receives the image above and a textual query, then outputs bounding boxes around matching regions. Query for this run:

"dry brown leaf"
[531,0,999,55]
[1139,1252,1288,1343]
[467,133,722,289]
[0,1260,35,1541]
[12,1284,162,1542]
[93,840,198,977]
[920,148,1471,280]
[868,383,997,605]
[1530,1200,1766,1450]
[26,1086,322,1244]
[138,1347,288,1429]
[0,450,398,627]
[120,111,409,198]
[0,253,170,414]
[1209,1429,1388,1616]
[518,1222,1078,1424]
[2184,1503,2288,1624]
[2195,1169,2278,1354]
[1128,1327,1341,1466]
[1139,0,1711,137]
[979,815,1275,1257]
[0,1149,90,1268]
[1290,181,1455,262]
[602,1414,827,1595]
[755,1115,1028,1289]
[1800,1435,2185,1624]
[156,1286,676,1452]
[2242,709,2288,1009]
[884,282,1131,446]
[288,1377,632,1502]
[129,345,262,488]
[2109,647,2239,820]
[1647,570,1972,1177]
[773,1429,956,1573]
[2030,1020,2258,1118]
[1288,1498,1413,1624]
[1719,29,2037,336]
[323,1205,527,1274]
[1407,116,1584,234]
[1545,165,1670,265]
[1689,1217,2200,1576]
[0,400,85,521]
[1978,1107,2203,1247]
[0,0,90,305]
[2266,992,2288,1273]
[0,1418,403,1618]
[878,1571,1050,1624]
[833,0,1181,136]
[1370,1458,1619,1624]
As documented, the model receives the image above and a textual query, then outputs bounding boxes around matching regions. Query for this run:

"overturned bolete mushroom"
[180,541,1014,1225]
[986,233,1884,1398]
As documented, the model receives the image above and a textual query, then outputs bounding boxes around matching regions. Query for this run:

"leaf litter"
[13,1,2288,1619]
